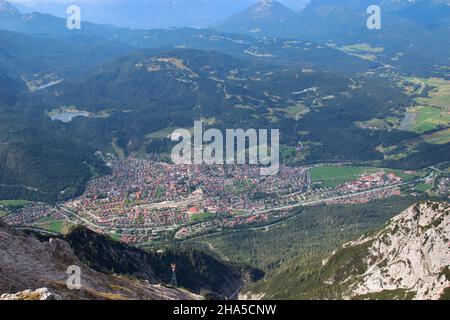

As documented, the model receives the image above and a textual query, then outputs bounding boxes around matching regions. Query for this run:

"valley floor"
[2,157,448,247]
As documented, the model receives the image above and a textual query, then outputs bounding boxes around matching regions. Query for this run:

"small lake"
[50,111,90,123]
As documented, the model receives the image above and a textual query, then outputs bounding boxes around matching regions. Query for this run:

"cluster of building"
[5,156,417,244]
[340,171,402,193]
[4,203,64,226]
[275,170,404,208]
[318,188,402,206]
[50,157,311,243]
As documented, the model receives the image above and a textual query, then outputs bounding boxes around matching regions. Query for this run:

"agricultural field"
[354,76,449,161]
[338,43,384,61]
[310,166,379,188]
[0,200,30,211]
[399,77,450,139]
[340,43,384,53]
[423,128,450,145]
[410,106,450,134]
[309,166,419,188]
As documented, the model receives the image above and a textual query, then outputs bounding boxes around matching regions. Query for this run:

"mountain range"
[214,0,300,37]
[0,0,449,301]
[8,0,310,28]
[3,0,448,77]
[215,0,450,75]
[1,0,449,202]
[216,0,450,37]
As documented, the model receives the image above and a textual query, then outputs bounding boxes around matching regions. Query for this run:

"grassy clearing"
[281,103,309,120]
[354,289,415,300]
[341,43,384,53]
[33,216,70,234]
[357,118,394,130]
[415,183,432,192]
[231,210,247,216]
[108,232,121,241]
[0,199,29,210]
[190,211,216,223]
[338,43,383,61]
[111,137,126,159]
[34,220,65,233]
[0,210,9,218]
[145,126,182,140]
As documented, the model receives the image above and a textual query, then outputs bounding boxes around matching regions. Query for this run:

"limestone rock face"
[349,202,450,300]
[1,288,62,300]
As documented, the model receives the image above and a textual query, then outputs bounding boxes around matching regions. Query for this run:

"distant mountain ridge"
[215,0,450,38]
[6,0,310,28]
[214,0,450,76]
[4,0,447,77]
[213,0,300,37]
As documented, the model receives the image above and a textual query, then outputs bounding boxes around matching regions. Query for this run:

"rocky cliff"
[0,220,201,300]
[345,201,449,300]
[240,201,449,300]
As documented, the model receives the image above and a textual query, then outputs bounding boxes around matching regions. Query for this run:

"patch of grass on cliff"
[353,289,415,300]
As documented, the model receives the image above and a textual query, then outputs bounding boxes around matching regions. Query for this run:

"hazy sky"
[10,0,309,10]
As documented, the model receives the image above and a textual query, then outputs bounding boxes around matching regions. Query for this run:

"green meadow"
[190,211,216,223]
[0,200,30,210]
[310,166,419,188]
[32,216,69,234]
[310,166,379,188]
